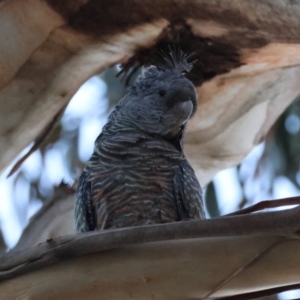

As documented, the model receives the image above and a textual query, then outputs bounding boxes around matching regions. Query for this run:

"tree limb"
[226,196,300,216]
[1,206,300,281]
[219,283,300,300]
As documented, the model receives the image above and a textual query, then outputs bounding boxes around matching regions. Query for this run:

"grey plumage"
[75,48,205,232]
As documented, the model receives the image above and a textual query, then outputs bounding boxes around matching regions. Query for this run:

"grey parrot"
[75,48,205,232]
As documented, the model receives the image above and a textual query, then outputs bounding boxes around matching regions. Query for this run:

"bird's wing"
[75,171,95,232]
[173,161,205,220]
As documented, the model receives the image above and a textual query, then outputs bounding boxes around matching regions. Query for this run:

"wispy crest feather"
[155,46,196,74]
[132,46,196,90]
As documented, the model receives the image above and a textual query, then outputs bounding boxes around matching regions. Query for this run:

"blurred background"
[0,67,300,300]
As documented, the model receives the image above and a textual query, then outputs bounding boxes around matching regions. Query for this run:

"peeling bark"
[1,0,300,187]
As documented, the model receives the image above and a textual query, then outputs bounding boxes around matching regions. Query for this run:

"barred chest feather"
[75,132,205,232]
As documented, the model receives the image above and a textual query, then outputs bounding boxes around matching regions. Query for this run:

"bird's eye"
[158,90,166,97]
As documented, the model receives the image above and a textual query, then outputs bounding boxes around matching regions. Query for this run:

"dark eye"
[158,90,166,97]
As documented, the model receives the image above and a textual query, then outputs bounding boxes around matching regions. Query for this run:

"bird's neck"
[96,121,185,153]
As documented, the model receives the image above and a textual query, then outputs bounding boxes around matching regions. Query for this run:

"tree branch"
[219,283,300,300]
[1,206,300,281]
[225,196,300,216]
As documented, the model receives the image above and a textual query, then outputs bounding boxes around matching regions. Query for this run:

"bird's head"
[107,48,198,145]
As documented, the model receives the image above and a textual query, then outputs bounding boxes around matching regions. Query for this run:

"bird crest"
[131,46,196,91]
[155,46,197,74]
